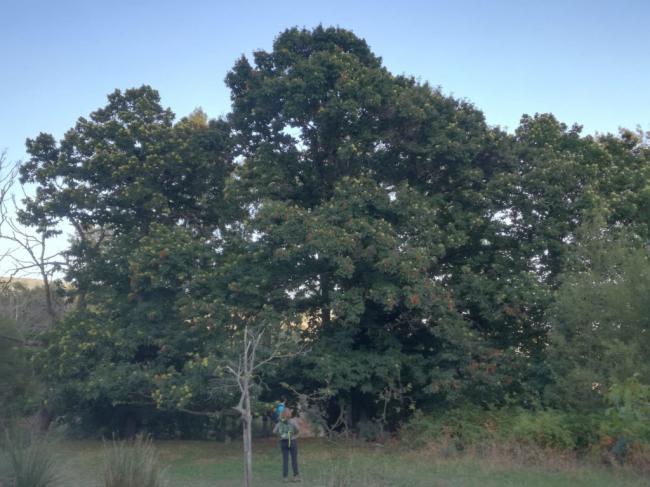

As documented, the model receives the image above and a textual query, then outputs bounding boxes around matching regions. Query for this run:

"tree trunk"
[123,411,138,439]
[40,273,56,323]
[242,387,253,487]
[37,407,53,432]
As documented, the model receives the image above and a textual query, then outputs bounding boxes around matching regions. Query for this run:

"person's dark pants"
[280,439,299,478]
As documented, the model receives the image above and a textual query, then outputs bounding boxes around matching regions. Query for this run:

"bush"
[401,407,592,451]
[601,378,650,443]
[400,405,650,474]
[400,406,504,450]
[101,435,167,487]
[509,410,576,450]
[0,318,33,424]
[562,412,602,450]
[1,428,60,487]
[357,419,385,442]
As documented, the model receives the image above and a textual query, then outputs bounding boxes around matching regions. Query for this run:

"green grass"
[1,438,647,486]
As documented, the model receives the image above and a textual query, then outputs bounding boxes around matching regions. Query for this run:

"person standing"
[273,408,301,482]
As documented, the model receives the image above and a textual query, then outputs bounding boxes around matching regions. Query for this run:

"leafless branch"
[0,151,66,322]
[175,407,223,418]
[280,379,350,438]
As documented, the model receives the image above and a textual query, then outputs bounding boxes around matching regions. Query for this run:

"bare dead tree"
[0,151,67,323]
[213,316,304,487]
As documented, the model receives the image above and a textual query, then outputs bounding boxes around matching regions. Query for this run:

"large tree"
[25,87,236,434]
[225,26,537,424]
[545,217,650,411]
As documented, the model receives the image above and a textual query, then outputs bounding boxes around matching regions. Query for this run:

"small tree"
[546,218,650,410]
[214,311,302,487]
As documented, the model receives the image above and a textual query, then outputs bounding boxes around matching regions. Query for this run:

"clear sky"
[1,0,649,275]
[2,0,650,162]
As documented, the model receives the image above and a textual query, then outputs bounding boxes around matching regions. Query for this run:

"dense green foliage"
[0,282,66,424]
[0,317,29,422]
[545,222,650,412]
[14,26,650,443]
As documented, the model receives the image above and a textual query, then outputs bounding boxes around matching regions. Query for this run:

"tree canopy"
[17,26,650,436]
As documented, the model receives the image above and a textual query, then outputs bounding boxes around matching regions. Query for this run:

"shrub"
[601,378,650,443]
[401,404,650,463]
[399,410,446,449]
[357,419,385,442]
[509,410,576,450]
[561,412,602,450]
[101,435,167,487]
[400,406,504,450]
[0,318,33,424]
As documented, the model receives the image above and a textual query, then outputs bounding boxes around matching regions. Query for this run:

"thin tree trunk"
[242,385,253,487]
[41,274,56,323]
[37,407,53,432]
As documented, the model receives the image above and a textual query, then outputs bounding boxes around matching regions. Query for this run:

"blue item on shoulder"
[275,402,285,421]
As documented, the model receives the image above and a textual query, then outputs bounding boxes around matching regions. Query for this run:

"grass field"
[2,438,648,486]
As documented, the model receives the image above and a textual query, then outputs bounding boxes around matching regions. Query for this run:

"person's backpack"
[274,401,285,421]
[276,419,296,446]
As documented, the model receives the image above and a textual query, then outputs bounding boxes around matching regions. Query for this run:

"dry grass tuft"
[101,435,167,487]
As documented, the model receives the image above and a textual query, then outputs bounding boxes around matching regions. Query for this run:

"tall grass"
[319,449,390,487]
[101,435,167,487]
[2,428,60,487]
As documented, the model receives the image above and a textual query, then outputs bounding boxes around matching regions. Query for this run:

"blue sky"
[2,0,649,163]
[1,0,649,276]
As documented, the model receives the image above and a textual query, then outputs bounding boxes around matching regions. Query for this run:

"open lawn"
[2,438,647,487]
